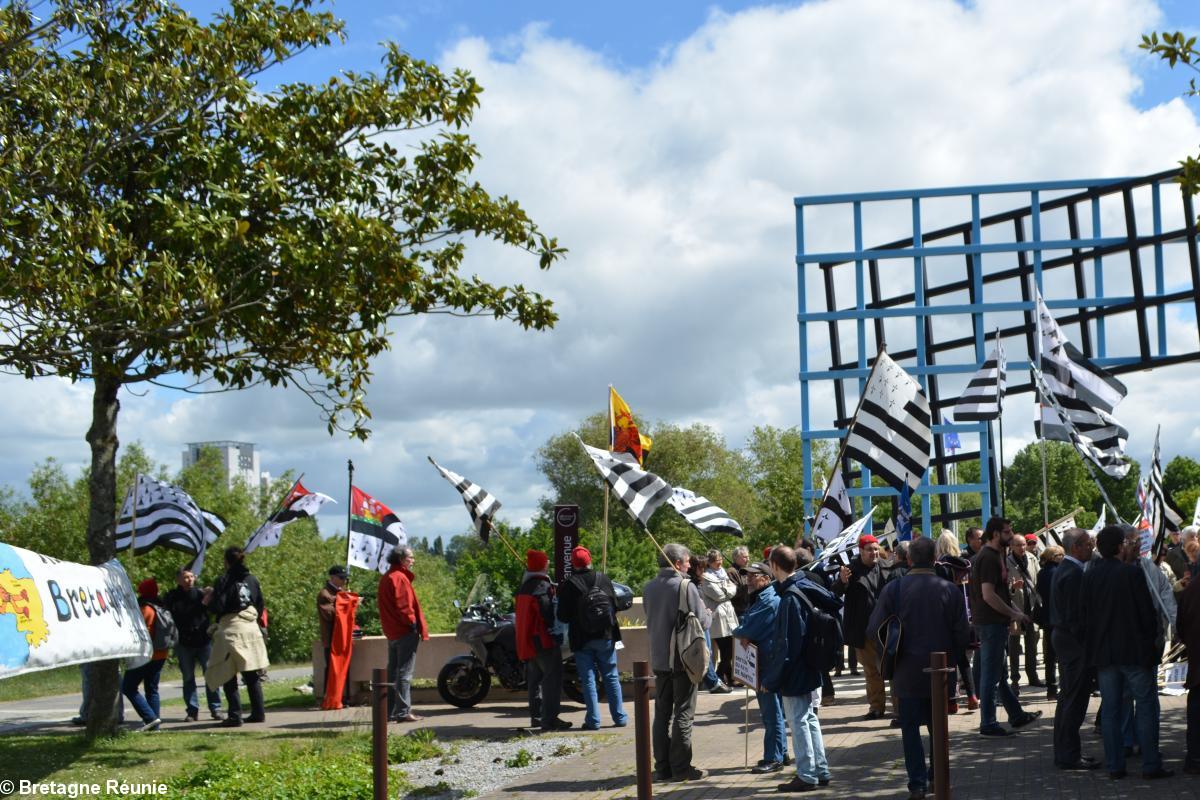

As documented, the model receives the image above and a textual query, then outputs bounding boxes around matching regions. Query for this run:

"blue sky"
[6,0,1200,544]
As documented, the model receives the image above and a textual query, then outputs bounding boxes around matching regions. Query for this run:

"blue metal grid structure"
[795,169,1200,533]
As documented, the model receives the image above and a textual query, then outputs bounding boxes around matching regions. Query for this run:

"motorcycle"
[436,576,634,709]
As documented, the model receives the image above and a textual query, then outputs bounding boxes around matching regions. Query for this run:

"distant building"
[182,441,270,492]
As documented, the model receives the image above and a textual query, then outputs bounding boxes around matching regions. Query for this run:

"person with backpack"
[764,545,841,793]
[122,578,173,732]
[556,546,627,730]
[868,536,969,800]
[516,549,571,731]
[204,546,269,727]
[163,566,222,721]
[642,543,707,783]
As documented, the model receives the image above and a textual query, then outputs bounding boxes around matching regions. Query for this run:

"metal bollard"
[925,651,954,800]
[372,667,392,800]
[633,660,653,800]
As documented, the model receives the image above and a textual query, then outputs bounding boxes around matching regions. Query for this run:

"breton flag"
[1036,509,1078,548]
[114,475,226,574]
[348,487,406,574]
[812,508,874,569]
[667,488,743,537]
[952,338,1007,421]
[610,386,653,465]
[879,517,898,549]
[843,351,932,491]
[811,470,854,544]
[1149,426,1185,557]
[577,435,673,528]
[1032,290,1130,478]
[244,480,335,554]
[1091,507,1107,535]
[428,457,502,544]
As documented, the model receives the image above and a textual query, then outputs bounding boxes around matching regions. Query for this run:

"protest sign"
[733,638,758,691]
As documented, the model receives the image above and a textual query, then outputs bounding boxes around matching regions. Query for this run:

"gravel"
[395,733,588,799]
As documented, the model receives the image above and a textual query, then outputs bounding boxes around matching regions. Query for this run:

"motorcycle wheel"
[437,661,492,708]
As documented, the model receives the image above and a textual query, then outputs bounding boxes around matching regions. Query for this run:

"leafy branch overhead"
[1141,30,1200,202]
[0,0,565,438]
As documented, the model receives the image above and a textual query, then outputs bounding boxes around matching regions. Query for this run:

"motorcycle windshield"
[465,573,491,607]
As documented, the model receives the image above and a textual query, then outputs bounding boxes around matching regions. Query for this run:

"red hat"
[525,549,549,572]
[137,578,159,599]
[763,546,774,560]
[858,534,878,547]
[1024,534,1038,543]
[571,546,592,570]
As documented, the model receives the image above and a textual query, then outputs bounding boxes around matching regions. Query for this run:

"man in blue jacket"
[732,561,786,774]
[763,546,841,793]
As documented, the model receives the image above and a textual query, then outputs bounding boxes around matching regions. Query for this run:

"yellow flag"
[609,386,651,465]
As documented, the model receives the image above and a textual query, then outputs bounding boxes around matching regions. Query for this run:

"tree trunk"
[84,368,122,738]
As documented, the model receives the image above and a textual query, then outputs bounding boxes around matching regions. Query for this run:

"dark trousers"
[1009,623,1039,685]
[526,645,563,727]
[956,648,975,698]
[712,636,734,686]
[653,667,698,778]
[1188,687,1200,768]
[1052,631,1091,766]
[224,670,264,721]
[1042,627,1057,690]
[898,696,935,792]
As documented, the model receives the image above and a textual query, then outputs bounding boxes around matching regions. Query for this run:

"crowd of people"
[636,517,1200,797]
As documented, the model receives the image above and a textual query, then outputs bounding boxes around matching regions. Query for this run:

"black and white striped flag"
[428,457,502,543]
[952,338,1006,421]
[1149,426,1184,556]
[1033,290,1130,478]
[114,475,226,573]
[843,351,932,491]
[577,435,673,528]
[667,488,743,537]
[811,470,854,544]
[244,480,335,554]
[812,508,874,569]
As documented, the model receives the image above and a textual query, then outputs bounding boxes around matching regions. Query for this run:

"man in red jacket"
[379,546,429,722]
[515,549,572,731]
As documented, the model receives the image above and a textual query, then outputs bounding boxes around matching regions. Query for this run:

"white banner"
[0,542,152,679]
[733,638,759,692]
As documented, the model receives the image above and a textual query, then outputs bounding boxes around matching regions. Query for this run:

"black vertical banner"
[553,504,579,584]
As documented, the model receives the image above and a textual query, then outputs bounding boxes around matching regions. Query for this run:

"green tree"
[1002,441,1138,533]
[745,426,836,546]
[0,1,562,736]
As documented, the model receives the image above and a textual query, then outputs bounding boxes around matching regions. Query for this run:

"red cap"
[858,534,879,547]
[571,546,592,570]
[137,578,159,599]
[763,546,773,560]
[525,549,549,572]
[1024,534,1038,543]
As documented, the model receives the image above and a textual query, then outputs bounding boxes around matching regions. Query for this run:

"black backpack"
[788,584,843,674]
[142,600,179,651]
[573,572,614,640]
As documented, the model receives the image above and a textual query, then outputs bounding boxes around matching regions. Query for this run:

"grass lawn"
[0,662,313,704]
[0,727,370,793]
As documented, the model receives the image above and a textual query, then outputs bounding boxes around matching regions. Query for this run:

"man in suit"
[1050,528,1098,770]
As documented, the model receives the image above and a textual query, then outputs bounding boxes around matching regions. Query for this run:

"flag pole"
[603,385,614,573]
[810,350,886,541]
[994,327,1007,518]
[482,519,523,565]
[345,459,354,568]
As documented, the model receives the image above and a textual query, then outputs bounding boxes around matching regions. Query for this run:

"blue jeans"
[782,693,829,785]
[700,629,720,689]
[1097,665,1161,774]
[573,639,627,728]
[121,658,165,723]
[756,690,787,764]
[977,623,1024,730]
[176,642,222,716]
[387,632,420,719]
[899,697,934,791]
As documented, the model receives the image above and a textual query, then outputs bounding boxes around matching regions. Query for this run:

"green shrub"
[504,748,533,768]
[390,728,442,764]
[171,747,373,800]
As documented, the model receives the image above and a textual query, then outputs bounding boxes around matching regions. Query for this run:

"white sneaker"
[137,718,161,732]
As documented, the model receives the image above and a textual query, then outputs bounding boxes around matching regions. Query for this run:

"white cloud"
[4,0,1200,541]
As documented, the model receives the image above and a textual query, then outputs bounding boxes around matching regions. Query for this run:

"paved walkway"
[3,669,1197,799]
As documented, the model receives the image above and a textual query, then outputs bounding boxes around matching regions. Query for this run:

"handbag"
[875,576,904,681]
